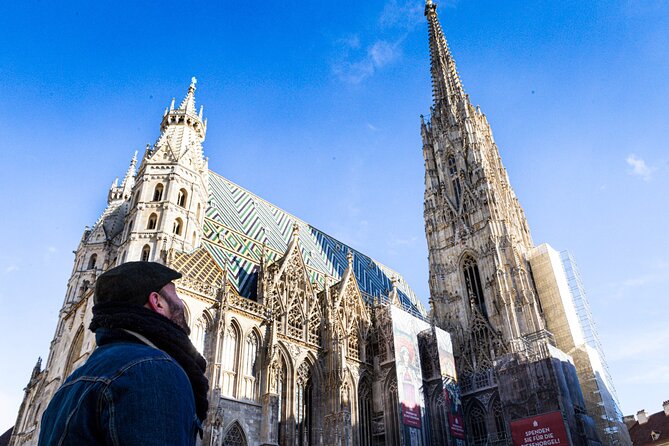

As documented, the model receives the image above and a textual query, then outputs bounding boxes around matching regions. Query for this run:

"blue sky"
[1,0,667,432]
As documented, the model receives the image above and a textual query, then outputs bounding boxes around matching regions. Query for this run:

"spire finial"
[292,222,300,238]
[347,249,353,268]
[177,77,198,115]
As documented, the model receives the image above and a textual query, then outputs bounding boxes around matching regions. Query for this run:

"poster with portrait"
[391,306,430,444]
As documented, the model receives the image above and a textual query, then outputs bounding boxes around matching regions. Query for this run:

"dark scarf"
[90,303,209,422]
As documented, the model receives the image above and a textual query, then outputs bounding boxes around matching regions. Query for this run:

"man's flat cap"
[94,261,182,306]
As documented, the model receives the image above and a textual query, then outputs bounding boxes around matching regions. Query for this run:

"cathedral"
[9,2,629,446]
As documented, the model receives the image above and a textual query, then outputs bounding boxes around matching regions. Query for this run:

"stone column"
[260,393,280,446]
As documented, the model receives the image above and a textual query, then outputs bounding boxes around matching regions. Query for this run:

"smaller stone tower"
[120,77,209,263]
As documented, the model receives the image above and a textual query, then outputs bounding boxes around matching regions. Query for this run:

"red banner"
[402,403,422,428]
[511,411,569,446]
[448,412,466,439]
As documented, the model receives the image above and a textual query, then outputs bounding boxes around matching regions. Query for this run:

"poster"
[510,411,569,446]
[391,306,430,439]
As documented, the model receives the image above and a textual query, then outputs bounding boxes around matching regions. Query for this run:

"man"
[39,262,209,445]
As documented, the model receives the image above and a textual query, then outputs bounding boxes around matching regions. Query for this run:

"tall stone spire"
[424,0,467,119]
[422,0,544,376]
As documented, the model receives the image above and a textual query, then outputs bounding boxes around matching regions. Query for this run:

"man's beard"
[167,299,190,335]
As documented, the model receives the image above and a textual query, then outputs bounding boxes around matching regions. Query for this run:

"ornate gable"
[263,224,317,341]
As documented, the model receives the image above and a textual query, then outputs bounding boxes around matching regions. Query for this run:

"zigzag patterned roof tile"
[203,171,427,318]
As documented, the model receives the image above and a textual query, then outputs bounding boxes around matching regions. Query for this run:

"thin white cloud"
[366,123,379,132]
[4,264,19,274]
[626,154,654,181]
[333,39,402,84]
[334,0,427,84]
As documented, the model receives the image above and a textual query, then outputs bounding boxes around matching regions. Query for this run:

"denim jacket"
[39,328,201,445]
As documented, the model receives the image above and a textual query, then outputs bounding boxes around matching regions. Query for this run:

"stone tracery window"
[358,378,373,446]
[241,332,260,401]
[287,301,305,339]
[308,307,321,346]
[385,376,400,446]
[468,403,488,445]
[221,323,239,398]
[296,361,313,446]
[275,356,288,445]
[87,253,97,270]
[222,422,247,446]
[492,398,507,439]
[348,327,360,360]
[462,255,487,318]
[448,155,461,208]
[192,315,207,354]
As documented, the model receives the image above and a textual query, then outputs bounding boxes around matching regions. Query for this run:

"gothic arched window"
[296,361,313,446]
[221,323,240,398]
[172,218,183,235]
[432,391,449,445]
[358,378,373,446]
[287,301,305,340]
[192,316,207,354]
[385,376,400,446]
[141,245,151,262]
[448,156,461,208]
[152,184,164,202]
[492,399,507,439]
[462,255,487,318]
[308,308,321,346]
[87,253,97,270]
[177,188,188,207]
[241,332,260,401]
[147,213,158,230]
[275,355,288,445]
[468,403,488,445]
[222,422,247,446]
[64,326,85,378]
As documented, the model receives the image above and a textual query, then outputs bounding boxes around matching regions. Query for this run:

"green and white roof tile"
[203,172,427,317]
